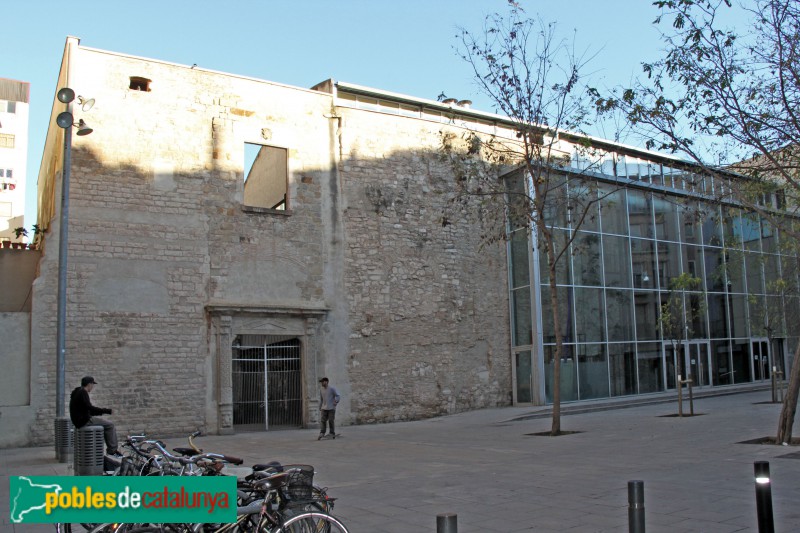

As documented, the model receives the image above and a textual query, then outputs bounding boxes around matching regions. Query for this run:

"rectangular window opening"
[244,143,288,211]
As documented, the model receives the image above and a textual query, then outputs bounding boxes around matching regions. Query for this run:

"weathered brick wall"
[337,109,512,423]
[23,46,512,446]
[28,50,338,444]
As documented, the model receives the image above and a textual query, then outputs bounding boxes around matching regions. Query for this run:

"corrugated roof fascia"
[332,80,705,170]
[0,78,30,103]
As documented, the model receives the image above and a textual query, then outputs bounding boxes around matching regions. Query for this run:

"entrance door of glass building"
[686,341,711,387]
[751,338,771,381]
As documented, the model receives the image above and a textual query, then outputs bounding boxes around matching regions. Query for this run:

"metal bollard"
[54,416,73,463]
[437,513,457,533]
[754,461,775,533]
[74,426,104,475]
[628,480,645,533]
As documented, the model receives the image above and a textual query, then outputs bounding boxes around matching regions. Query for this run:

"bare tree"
[442,2,619,435]
[595,0,800,442]
[658,272,706,411]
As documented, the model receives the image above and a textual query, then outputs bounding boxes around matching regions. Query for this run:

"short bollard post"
[628,480,645,533]
[437,513,457,533]
[771,367,777,403]
[754,461,775,533]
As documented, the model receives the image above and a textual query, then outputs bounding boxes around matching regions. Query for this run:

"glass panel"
[634,291,660,340]
[725,249,746,293]
[665,343,680,389]
[650,164,663,187]
[701,205,723,246]
[708,293,729,338]
[711,340,732,385]
[515,351,532,403]
[541,174,569,228]
[688,343,710,385]
[741,213,761,252]
[749,295,768,338]
[609,343,637,396]
[578,344,609,399]
[683,245,705,286]
[606,289,635,342]
[762,219,778,254]
[572,232,602,286]
[574,287,605,342]
[637,342,664,393]
[603,235,632,288]
[659,290,684,342]
[786,297,800,337]
[570,180,599,232]
[540,285,574,344]
[704,247,726,292]
[766,295,786,337]
[657,241,683,289]
[688,292,708,339]
[680,202,701,244]
[505,173,529,232]
[631,238,656,288]
[722,207,741,250]
[626,159,640,180]
[653,195,680,241]
[544,344,578,402]
[512,287,533,346]
[509,229,531,289]
[729,295,749,338]
[764,254,780,291]
[732,340,752,383]
[745,252,764,294]
[628,189,653,238]
[538,228,570,286]
[599,187,628,235]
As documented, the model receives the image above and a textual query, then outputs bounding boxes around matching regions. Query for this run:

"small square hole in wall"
[129,76,151,92]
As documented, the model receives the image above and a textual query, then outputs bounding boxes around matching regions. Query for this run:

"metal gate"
[232,335,302,430]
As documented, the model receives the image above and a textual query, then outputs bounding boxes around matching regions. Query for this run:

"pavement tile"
[3,387,799,532]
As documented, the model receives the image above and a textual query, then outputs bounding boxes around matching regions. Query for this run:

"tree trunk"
[549,271,562,436]
[776,340,800,443]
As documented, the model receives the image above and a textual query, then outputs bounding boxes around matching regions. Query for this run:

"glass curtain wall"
[508,156,798,404]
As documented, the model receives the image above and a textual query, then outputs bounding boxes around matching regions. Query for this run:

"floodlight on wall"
[77,96,95,112]
[57,87,75,104]
[56,113,93,136]
[76,119,93,136]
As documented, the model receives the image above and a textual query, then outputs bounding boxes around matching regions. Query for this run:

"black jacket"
[69,386,109,428]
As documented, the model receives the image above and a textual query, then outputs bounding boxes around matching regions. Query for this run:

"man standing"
[69,376,119,456]
[318,377,340,440]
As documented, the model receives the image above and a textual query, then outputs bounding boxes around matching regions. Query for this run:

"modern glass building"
[507,148,799,405]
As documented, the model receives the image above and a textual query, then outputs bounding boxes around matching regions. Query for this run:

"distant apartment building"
[0,78,29,243]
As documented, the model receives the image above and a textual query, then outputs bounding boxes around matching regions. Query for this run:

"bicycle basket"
[283,464,314,500]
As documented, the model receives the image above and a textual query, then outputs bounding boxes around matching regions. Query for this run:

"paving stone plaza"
[2,387,799,532]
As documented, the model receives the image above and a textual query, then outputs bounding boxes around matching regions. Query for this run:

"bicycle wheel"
[262,511,349,533]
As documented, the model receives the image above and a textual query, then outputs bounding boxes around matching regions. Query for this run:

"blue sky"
[3,1,676,223]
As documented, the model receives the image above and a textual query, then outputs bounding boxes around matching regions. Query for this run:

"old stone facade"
[0,38,513,447]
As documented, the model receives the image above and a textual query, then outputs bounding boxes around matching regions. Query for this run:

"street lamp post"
[53,87,92,462]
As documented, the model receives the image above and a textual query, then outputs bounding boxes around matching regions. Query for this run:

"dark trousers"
[87,416,118,453]
[320,409,336,436]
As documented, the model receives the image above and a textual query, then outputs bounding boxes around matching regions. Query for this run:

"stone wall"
[18,44,512,447]
[336,108,512,423]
